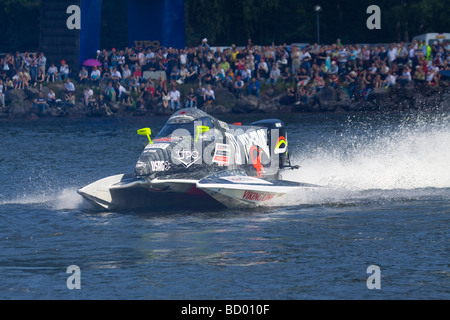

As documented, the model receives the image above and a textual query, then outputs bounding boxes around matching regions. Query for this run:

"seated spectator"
[203,84,215,106]
[35,69,45,90]
[47,63,58,82]
[58,60,70,81]
[64,78,75,93]
[248,77,260,99]
[170,65,180,83]
[185,87,197,108]
[413,65,426,84]
[185,66,197,84]
[281,67,292,83]
[160,83,170,109]
[47,88,56,107]
[382,71,397,88]
[83,85,93,106]
[398,66,411,86]
[110,66,122,84]
[88,94,99,113]
[132,65,142,82]
[169,85,181,110]
[90,66,101,87]
[304,83,316,104]
[282,85,296,105]
[116,82,128,102]
[63,91,75,110]
[257,58,269,79]
[234,76,244,98]
[32,91,48,112]
[179,65,188,84]
[426,65,440,86]
[328,61,339,75]
[266,63,281,85]
[129,75,140,93]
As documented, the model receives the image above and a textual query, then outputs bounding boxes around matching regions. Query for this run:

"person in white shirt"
[46,63,58,82]
[83,85,94,106]
[169,86,181,110]
[203,84,215,104]
[58,60,69,81]
[90,66,101,87]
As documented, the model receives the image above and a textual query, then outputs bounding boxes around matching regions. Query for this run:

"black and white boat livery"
[77,108,321,211]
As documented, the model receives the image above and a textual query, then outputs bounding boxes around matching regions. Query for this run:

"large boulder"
[232,95,259,113]
[8,100,30,119]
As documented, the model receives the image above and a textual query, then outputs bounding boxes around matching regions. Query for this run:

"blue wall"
[79,0,103,65]
[127,0,185,50]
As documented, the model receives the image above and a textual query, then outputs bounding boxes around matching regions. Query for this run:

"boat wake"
[282,112,450,206]
[0,187,89,211]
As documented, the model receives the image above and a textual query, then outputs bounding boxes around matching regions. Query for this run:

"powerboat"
[77,108,321,211]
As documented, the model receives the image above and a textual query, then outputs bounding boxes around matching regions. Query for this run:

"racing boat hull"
[77,109,322,212]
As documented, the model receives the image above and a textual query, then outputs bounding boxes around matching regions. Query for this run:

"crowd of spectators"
[1,37,449,115]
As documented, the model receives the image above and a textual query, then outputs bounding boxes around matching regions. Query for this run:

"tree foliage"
[184,0,450,46]
[0,0,449,53]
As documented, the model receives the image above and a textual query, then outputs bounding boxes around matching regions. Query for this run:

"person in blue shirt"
[248,77,260,99]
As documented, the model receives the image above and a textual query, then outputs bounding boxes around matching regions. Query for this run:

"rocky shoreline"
[1,81,449,120]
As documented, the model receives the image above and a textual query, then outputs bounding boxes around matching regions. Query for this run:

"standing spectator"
[38,52,46,77]
[387,44,398,68]
[14,51,23,74]
[30,53,39,83]
[35,69,45,90]
[196,83,206,108]
[0,79,5,108]
[121,64,132,88]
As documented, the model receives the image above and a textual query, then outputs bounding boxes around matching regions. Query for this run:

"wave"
[0,187,87,210]
[281,112,450,205]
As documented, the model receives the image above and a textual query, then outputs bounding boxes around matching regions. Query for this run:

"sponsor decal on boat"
[242,190,275,202]
[174,148,201,168]
[150,161,171,172]
[221,176,273,185]
[213,143,231,166]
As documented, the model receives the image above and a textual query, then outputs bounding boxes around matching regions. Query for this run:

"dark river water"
[0,110,449,300]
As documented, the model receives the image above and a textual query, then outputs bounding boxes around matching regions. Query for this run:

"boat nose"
[135,142,173,176]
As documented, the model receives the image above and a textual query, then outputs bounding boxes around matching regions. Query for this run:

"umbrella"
[82,59,102,67]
